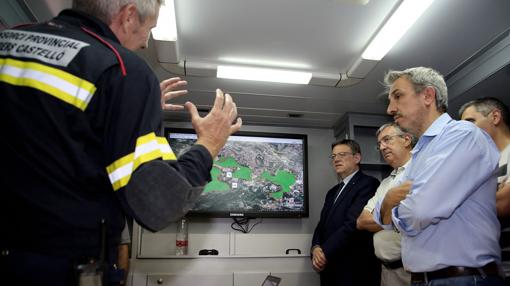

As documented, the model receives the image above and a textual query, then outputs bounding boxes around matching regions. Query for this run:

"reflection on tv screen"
[165,129,308,218]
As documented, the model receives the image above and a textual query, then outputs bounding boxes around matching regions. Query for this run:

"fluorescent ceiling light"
[361,0,435,61]
[219,57,311,69]
[152,0,177,41]
[217,65,312,84]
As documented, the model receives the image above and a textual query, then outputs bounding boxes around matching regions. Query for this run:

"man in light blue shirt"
[373,67,503,286]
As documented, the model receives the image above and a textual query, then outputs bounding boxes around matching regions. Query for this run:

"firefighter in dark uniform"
[0,0,242,285]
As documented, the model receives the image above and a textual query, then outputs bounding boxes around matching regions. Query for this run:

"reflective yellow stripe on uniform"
[0,58,96,111]
[106,132,177,191]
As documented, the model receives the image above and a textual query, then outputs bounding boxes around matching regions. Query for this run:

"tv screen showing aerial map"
[165,128,308,218]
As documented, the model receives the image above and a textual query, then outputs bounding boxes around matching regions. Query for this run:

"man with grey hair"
[357,122,415,286]
[459,97,510,283]
[0,0,241,285]
[373,67,503,285]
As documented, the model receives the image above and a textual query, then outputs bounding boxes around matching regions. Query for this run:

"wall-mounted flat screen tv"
[164,128,309,218]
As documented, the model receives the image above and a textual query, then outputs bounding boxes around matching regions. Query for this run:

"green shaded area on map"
[205,157,252,193]
[261,170,296,199]
[216,156,238,168]
[215,156,252,180]
[205,156,296,199]
[233,166,251,180]
[205,166,229,192]
[204,180,230,192]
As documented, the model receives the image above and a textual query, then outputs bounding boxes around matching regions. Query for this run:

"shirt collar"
[341,169,358,185]
[391,158,412,177]
[55,9,121,45]
[422,113,452,137]
[411,113,452,155]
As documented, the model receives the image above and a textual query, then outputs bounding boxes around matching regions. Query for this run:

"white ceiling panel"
[3,0,510,128]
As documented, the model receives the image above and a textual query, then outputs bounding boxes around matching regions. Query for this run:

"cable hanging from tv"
[230,217,262,233]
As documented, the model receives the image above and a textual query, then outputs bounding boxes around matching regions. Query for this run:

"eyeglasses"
[329,152,355,160]
[376,134,403,150]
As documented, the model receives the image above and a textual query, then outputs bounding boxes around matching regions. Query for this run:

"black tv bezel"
[164,127,309,218]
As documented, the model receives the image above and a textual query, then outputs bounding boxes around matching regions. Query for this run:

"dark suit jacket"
[312,170,380,286]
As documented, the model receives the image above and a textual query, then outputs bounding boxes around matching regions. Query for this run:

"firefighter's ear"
[108,3,140,49]
[119,3,138,33]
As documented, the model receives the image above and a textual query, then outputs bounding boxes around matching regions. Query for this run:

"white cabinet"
[147,274,232,286]
[139,230,230,258]
[231,233,310,257]
[144,272,319,286]
[137,225,311,258]
[233,272,318,286]
[131,223,319,286]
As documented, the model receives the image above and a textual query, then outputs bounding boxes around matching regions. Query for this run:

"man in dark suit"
[311,139,381,286]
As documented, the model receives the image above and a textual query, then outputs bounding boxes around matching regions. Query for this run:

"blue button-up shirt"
[374,113,501,272]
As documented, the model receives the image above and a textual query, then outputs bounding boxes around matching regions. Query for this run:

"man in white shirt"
[357,122,415,286]
[459,97,510,282]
